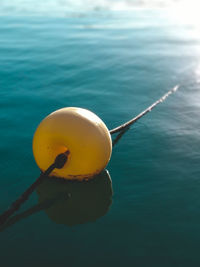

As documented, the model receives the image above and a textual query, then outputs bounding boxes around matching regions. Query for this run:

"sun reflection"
[195,65,200,83]
[170,0,200,27]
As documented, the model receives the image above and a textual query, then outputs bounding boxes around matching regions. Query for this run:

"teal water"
[1,8,200,267]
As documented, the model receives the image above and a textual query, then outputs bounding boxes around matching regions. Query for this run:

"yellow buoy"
[32,107,112,180]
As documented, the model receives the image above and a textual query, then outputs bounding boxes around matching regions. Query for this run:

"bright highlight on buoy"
[32,107,112,180]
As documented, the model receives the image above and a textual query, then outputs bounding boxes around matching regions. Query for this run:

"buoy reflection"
[36,169,113,226]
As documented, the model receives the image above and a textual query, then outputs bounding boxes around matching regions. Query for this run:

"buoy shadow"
[0,170,113,231]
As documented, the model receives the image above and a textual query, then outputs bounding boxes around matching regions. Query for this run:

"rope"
[0,150,70,226]
[109,85,179,134]
[0,85,179,226]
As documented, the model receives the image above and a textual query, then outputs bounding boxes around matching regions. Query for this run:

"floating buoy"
[33,107,112,180]
[0,86,179,227]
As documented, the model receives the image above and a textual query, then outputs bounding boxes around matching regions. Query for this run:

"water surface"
[0,6,200,267]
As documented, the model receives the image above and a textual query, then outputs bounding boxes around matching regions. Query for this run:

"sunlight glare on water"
[0,0,199,16]
[170,0,200,27]
[0,1,200,267]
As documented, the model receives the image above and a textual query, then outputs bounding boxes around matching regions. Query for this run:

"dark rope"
[112,127,130,147]
[0,150,70,226]
[0,85,179,226]
[0,192,70,232]
[109,85,179,135]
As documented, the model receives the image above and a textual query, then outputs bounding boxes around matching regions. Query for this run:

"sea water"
[0,2,200,267]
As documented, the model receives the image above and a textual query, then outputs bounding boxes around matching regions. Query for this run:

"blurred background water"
[0,1,200,266]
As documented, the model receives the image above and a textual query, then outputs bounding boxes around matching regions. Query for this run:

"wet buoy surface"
[33,107,112,180]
